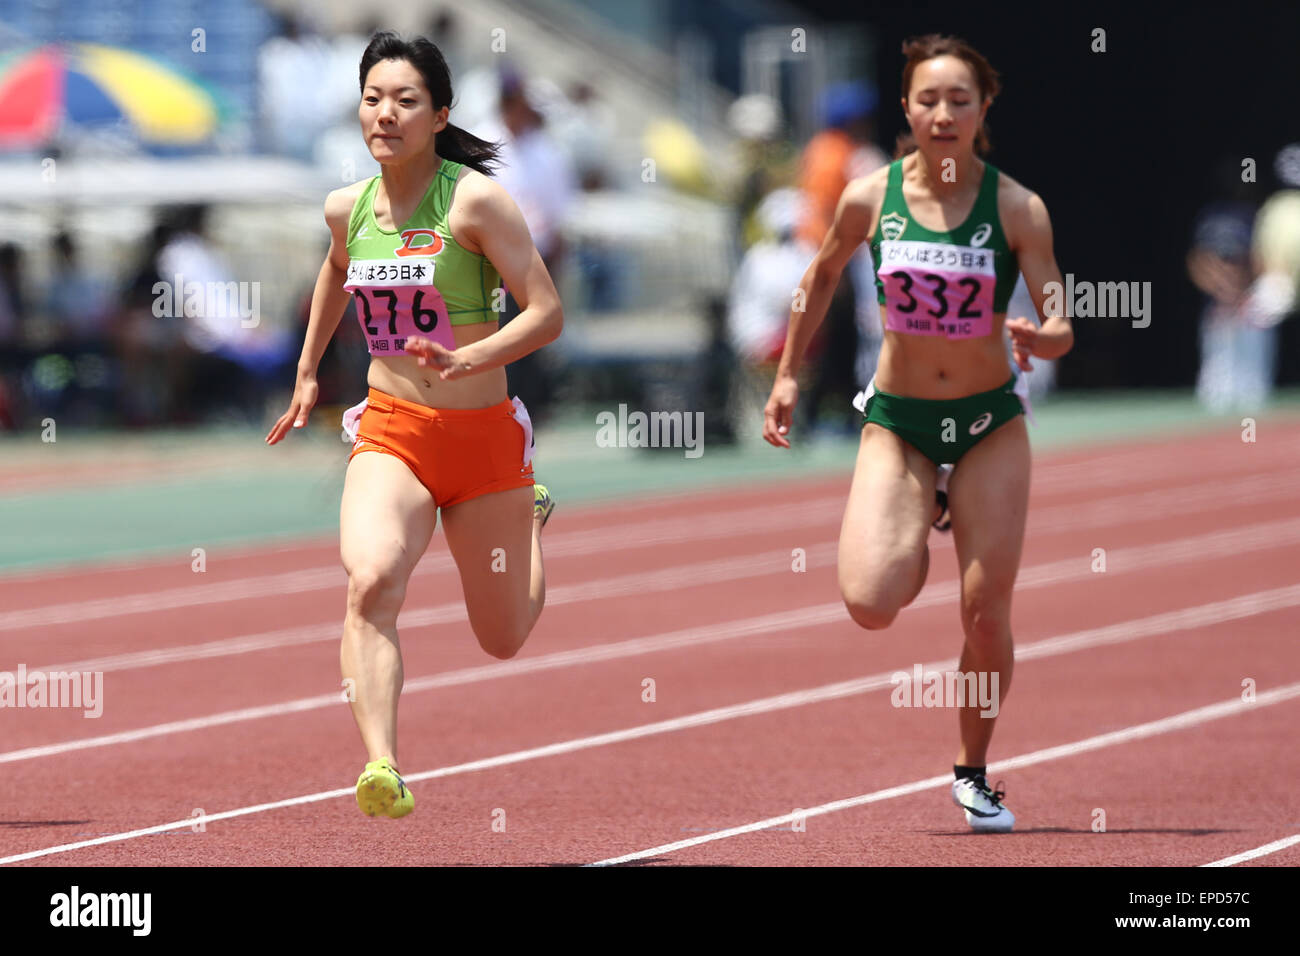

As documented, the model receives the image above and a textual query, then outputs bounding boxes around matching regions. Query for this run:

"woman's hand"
[403,336,473,380]
[1005,317,1038,372]
[265,370,319,445]
[763,374,800,448]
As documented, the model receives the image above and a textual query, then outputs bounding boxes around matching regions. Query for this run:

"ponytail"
[435,122,503,177]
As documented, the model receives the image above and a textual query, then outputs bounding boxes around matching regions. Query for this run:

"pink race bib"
[877,239,996,339]
[343,258,454,356]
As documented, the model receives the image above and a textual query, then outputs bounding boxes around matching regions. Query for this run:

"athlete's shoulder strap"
[346,175,381,244]
[887,157,904,191]
[425,159,465,227]
[979,160,1002,201]
[873,158,906,243]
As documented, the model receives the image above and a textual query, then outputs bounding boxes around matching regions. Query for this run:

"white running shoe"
[952,775,1015,832]
[932,463,954,532]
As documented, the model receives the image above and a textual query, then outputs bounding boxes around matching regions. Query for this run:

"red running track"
[1,423,1298,866]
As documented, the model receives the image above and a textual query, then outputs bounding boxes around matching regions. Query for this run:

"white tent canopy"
[0,156,339,206]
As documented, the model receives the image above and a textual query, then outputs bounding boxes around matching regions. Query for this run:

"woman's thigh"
[340,451,437,598]
[838,422,937,614]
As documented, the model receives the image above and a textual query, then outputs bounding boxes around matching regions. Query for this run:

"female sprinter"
[265,32,562,819]
[763,35,1073,832]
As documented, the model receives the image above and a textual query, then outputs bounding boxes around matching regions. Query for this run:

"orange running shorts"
[343,387,535,508]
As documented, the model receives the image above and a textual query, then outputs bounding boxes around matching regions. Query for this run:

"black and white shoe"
[932,464,953,532]
[952,774,1015,832]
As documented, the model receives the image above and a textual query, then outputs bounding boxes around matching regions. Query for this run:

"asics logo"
[970,223,992,247]
[969,411,993,435]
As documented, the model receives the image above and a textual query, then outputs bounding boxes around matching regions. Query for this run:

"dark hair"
[900,34,1001,156]
[358,31,503,176]
[893,130,917,159]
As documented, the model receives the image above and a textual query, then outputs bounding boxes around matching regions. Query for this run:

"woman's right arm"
[763,177,875,448]
[265,188,357,445]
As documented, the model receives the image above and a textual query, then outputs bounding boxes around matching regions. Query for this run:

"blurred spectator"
[258,14,337,161]
[156,204,294,424]
[726,188,816,442]
[0,242,23,348]
[796,82,889,249]
[553,80,617,193]
[726,93,800,251]
[112,221,185,426]
[1187,158,1268,412]
[480,70,578,427]
[1244,144,1300,329]
[797,81,889,434]
[0,243,26,430]
[426,10,467,81]
[488,72,578,271]
[727,189,816,363]
[42,230,111,348]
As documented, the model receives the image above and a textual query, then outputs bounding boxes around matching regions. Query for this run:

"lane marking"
[5,455,1296,632]
[18,510,1300,678]
[2,590,1298,862]
[1202,834,1300,867]
[0,498,843,631]
[589,683,1300,866]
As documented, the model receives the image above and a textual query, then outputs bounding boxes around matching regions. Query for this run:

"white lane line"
[8,522,1300,766]
[1030,441,1299,493]
[0,497,844,632]
[7,449,1295,632]
[588,683,1300,867]
[2,590,1298,864]
[1202,834,1300,867]
[23,544,843,675]
[20,509,1300,678]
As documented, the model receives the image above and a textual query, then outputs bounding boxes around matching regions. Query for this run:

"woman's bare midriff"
[873,310,1012,399]
[366,320,507,408]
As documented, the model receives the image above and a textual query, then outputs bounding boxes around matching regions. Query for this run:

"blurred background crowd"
[0,0,1296,438]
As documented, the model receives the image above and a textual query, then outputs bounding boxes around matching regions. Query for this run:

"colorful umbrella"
[0,43,222,147]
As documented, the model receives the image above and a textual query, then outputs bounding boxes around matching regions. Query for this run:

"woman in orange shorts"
[265,32,562,818]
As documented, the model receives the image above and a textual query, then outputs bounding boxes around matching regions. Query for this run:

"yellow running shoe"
[355,757,414,819]
[533,483,555,527]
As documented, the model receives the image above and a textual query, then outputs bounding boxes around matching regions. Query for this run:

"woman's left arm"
[406,177,563,379]
[1005,190,1074,371]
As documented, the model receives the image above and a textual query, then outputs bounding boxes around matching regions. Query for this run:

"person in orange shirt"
[798,82,890,248]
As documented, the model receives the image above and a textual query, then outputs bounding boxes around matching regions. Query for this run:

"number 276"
[354,289,439,333]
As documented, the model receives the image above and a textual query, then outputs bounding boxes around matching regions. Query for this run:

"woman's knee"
[840,548,927,631]
[840,579,906,630]
[844,598,900,630]
[961,592,1012,645]
[346,564,408,622]
[475,629,530,658]
[473,618,532,660]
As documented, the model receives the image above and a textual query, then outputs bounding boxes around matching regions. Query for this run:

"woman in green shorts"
[763,34,1073,832]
